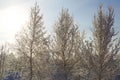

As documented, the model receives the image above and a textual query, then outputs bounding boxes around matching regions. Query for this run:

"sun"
[0,6,29,43]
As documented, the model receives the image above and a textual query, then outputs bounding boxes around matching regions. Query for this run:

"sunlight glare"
[0,6,29,43]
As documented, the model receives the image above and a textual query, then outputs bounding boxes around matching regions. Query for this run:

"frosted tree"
[51,8,84,80]
[0,45,9,79]
[81,6,120,80]
[16,3,49,80]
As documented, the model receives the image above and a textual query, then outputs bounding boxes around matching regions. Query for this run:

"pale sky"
[0,0,120,44]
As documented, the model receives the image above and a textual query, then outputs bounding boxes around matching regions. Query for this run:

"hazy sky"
[0,0,120,44]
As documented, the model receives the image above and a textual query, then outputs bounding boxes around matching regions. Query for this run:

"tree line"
[0,3,120,80]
